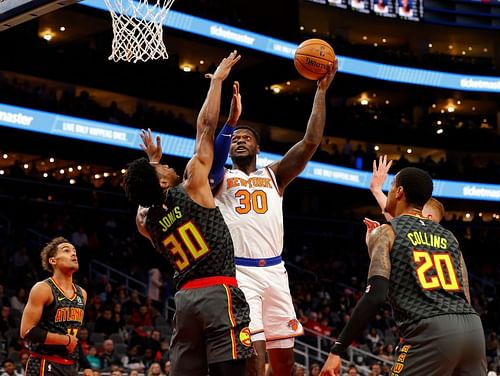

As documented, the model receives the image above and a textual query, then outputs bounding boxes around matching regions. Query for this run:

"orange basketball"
[294,39,335,80]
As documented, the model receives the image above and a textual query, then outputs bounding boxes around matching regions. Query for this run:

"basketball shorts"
[170,281,254,376]
[236,262,303,349]
[26,354,78,376]
[391,313,486,376]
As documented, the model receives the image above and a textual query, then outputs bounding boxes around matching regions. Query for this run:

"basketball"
[294,39,336,80]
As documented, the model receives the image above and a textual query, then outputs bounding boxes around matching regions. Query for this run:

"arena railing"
[89,259,147,297]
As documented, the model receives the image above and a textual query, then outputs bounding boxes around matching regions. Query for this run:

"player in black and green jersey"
[20,237,92,376]
[321,167,486,376]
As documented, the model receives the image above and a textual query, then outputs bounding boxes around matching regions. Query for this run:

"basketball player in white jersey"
[208,61,337,376]
[142,58,337,375]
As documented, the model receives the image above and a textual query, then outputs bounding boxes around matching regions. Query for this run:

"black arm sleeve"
[78,343,92,370]
[330,275,389,356]
[23,326,48,343]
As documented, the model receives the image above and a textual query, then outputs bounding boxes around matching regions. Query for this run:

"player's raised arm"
[208,81,242,187]
[186,51,240,179]
[183,51,240,206]
[194,51,241,161]
[270,58,337,192]
[370,155,393,220]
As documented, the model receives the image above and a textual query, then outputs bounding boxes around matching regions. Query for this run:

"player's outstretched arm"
[208,81,241,187]
[326,225,393,368]
[21,282,79,352]
[270,58,337,192]
[370,155,393,221]
[192,51,240,170]
[185,51,240,205]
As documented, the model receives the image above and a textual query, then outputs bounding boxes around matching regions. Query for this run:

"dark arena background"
[0,0,500,374]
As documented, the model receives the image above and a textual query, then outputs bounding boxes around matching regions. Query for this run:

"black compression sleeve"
[24,326,48,343]
[330,275,389,356]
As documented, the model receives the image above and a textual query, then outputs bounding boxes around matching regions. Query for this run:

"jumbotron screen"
[310,0,423,22]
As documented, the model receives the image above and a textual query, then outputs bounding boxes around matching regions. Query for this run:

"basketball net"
[104,0,175,63]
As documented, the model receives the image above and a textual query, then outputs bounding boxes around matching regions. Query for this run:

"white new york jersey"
[215,167,283,258]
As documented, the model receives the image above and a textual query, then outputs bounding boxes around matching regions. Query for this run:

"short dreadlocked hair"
[41,237,70,273]
[123,158,164,207]
[395,167,433,208]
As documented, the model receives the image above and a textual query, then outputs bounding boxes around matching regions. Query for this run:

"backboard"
[0,0,81,31]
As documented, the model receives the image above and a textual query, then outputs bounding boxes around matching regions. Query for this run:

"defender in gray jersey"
[321,167,486,376]
[20,237,91,376]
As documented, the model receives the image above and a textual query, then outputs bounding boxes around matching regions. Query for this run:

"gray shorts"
[391,314,486,376]
[170,284,253,376]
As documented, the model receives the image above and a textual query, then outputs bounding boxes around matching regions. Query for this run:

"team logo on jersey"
[365,284,371,293]
[287,319,299,331]
[77,296,83,306]
[239,327,251,347]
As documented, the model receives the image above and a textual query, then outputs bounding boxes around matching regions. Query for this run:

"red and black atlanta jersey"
[146,185,236,289]
[29,278,85,361]
[388,214,476,328]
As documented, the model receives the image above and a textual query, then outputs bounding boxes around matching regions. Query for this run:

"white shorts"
[236,262,303,349]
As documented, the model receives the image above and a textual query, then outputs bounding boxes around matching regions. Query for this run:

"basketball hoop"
[104,0,175,63]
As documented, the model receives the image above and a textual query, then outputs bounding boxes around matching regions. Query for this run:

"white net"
[104,0,175,63]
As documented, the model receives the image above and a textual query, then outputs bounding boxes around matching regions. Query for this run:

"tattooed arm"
[367,224,394,278]
[326,224,394,366]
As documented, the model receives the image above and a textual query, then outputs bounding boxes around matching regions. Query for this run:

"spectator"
[163,360,171,376]
[78,327,92,355]
[145,330,162,357]
[123,290,143,316]
[129,305,153,327]
[9,288,26,313]
[121,345,145,372]
[0,306,16,335]
[304,312,322,336]
[344,364,359,376]
[94,308,119,335]
[379,344,395,363]
[310,363,321,376]
[365,327,380,350]
[147,268,163,312]
[98,339,122,371]
[369,362,382,376]
[0,359,22,376]
[294,364,305,376]
[146,362,164,376]
[87,346,102,370]
[142,347,155,370]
